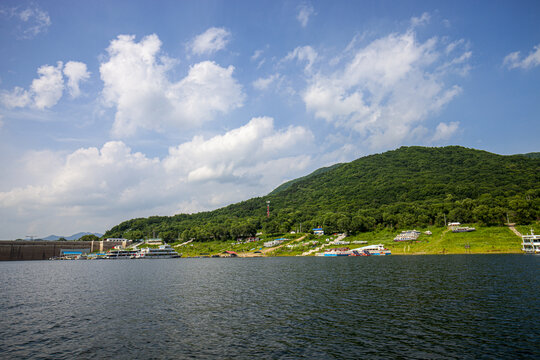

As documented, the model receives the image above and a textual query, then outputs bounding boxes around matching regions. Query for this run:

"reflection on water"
[1,255,539,359]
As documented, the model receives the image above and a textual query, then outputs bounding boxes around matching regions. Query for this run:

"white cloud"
[251,49,264,61]
[1,62,65,109]
[100,34,245,137]
[284,45,318,73]
[504,44,540,70]
[1,60,91,109]
[432,121,459,142]
[297,3,315,28]
[63,61,91,97]
[2,5,52,39]
[411,12,430,28]
[190,27,231,56]
[0,117,314,238]
[302,28,469,149]
[164,116,313,183]
[1,86,32,108]
[253,73,280,90]
[31,62,64,109]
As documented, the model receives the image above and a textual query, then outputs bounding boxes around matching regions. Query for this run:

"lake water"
[1,255,538,359]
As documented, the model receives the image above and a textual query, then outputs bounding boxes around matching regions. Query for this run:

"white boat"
[352,244,391,256]
[521,230,540,255]
[104,249,138,259]
[135,244,181,259]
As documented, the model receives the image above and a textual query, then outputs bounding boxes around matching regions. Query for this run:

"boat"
[317,247,351,256]
[353,244,391,256]
[350,249,371,256]
[135,244,181,259]
[521,230,540,255]
[104,249,138,259]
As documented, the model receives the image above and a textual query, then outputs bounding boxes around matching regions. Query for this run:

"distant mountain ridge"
[41,232,103,241]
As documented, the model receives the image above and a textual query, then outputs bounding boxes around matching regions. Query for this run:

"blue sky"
[0,0,539,239]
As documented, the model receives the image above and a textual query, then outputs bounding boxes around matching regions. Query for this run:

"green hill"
[269,163,343,195]
[520,152,540,159]
[103,146,540,242]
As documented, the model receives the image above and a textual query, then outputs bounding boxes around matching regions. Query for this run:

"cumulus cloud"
[0,118,314,237]
[100,34,245,137]
[1,61,89,109]
[190,27,231,55]
[297,3,315,28]
[63,61,91,97]
[1,62,66,109]
[432,121,459,142]
[504,44,540,70]
[164,116,313,183]
[301,27,469,149]
[31,62,64,109]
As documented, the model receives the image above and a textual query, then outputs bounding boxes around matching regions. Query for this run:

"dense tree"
[102,146,540,241]
[79,234,99,242]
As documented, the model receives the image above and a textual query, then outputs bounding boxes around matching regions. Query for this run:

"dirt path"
[174,239,194,248]
[507,224,522,237]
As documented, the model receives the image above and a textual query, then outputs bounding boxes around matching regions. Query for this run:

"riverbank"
[171,223,539,257]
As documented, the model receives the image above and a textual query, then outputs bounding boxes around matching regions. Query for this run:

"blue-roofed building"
[313,228,324,235]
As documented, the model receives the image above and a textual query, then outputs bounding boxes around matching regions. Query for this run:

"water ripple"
[0,255,538,359]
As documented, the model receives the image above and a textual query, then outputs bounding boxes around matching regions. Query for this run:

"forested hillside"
[104,146,540,242]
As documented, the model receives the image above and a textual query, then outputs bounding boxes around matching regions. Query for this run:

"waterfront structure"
[521,230,540,254]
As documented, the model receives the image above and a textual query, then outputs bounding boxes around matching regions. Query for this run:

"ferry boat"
[350,249,371,256]
[353,244,391,256]
[521,230,540,255]
[315,247,351,256]
[135,244,181,259]
[105,249,138,259]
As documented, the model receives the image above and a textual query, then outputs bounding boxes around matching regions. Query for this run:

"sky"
[0,0,539,239]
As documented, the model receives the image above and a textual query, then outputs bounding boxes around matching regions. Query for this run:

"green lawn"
[168,224,534,257]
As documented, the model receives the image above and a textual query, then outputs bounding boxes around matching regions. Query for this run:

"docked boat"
[521,230,540,255]
[135,244,181,259]
[104,249,138,259]
[350,249,371,256]
[353,244,391,256]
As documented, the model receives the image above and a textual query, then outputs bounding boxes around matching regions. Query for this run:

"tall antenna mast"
[266,201,270,218]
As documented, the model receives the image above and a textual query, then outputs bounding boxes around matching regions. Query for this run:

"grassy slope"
[172,224,533,257]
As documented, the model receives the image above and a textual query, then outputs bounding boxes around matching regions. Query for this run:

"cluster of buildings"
[394,230,421,242]
[264,238,288,247]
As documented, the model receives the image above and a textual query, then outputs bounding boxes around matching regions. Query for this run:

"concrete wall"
[0,240,132,261]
